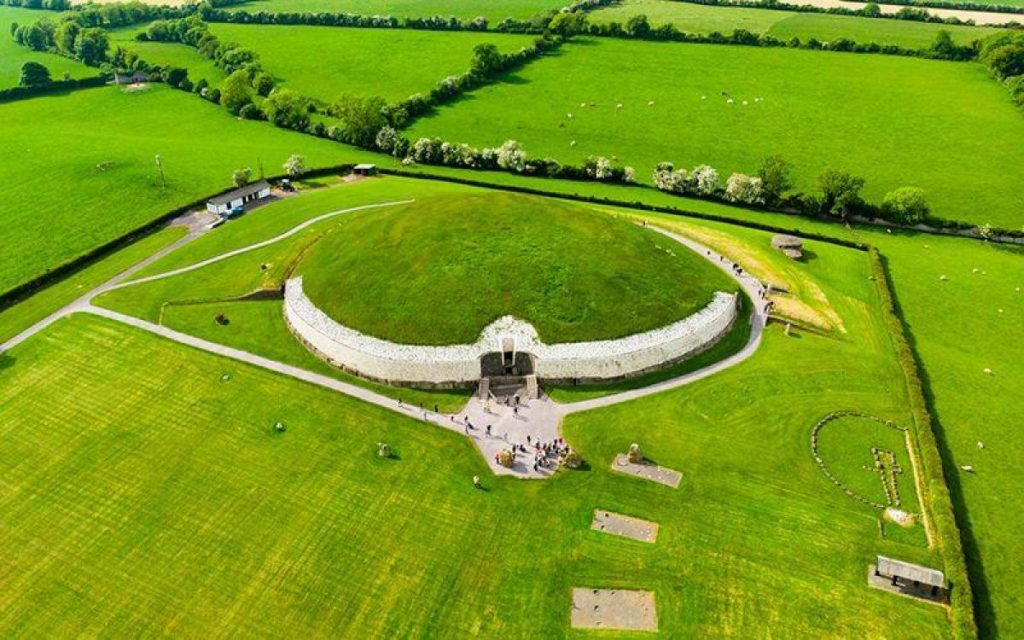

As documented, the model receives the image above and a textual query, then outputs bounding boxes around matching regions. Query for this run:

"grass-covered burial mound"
[296,193,738,345]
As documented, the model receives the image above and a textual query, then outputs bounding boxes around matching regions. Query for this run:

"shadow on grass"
[0,352,15,371]
[880,252,998,637]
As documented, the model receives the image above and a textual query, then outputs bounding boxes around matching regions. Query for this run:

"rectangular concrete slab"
[612,454,682,488]
[591,510,659,543]
[571,588,658,631]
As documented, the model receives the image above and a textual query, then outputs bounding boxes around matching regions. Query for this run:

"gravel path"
[1,202,768,480]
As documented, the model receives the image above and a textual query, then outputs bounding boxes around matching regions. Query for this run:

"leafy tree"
[262,89,312,130]
[232,167,252,188]
[238,103,264,120]
[19,61,51,87]
[818,170,865,217]
[74,28,109,66]
[253,71,275,97]
[471,43,503,76]
[283,154,306,177]
[862,2,882,17]
[331,94,388,148]
[756,155,792,204]
[626,14,651,38]
[55,19,80,53]
[547,11,586,36]
[164,67,188,88]
[16,23,49,51]
[881,187,929,224]
[220,69,252,114]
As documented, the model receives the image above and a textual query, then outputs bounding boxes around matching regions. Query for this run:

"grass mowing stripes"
[0,84,368,298]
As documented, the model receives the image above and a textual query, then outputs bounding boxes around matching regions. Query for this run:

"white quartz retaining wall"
[284,276,739,387]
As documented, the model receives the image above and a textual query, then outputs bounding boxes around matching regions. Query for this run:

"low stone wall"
[284,277,738,387]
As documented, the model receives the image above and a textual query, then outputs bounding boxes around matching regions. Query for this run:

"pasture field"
[107,25,228,85]
[0,84,369,298]
[407,37,1024,228]
[0,203,951,635]
[0,7,93,88]
[0,227,185,344]
[590,0,1000,49]
[296,192,736,344]
[224,0,567,18]
[207,24,538,103]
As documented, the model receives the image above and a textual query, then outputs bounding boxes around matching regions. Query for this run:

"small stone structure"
[771,234,804,260]
[571,588,657,631]
[591,510,659,543]
[627,443,643,464]
[869,556,947,604]
[612,454,682,488]
[284,277,738,388]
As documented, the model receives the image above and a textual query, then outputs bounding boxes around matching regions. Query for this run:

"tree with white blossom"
[496,140,528,172]
[691,164,720,196]
[725,173,764,205]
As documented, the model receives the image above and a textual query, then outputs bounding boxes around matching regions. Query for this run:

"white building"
[206,180,272,215]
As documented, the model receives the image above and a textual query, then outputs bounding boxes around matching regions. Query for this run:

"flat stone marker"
[612,454,682,488]
[571,588,657,631]
[591,510,659,543]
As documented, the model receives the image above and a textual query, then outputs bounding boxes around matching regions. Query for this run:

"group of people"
[493,437,573,473]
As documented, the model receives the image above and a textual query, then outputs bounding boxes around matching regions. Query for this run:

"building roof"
[876,556,945,588]
[207,180,271,206]
[354,163,377,170]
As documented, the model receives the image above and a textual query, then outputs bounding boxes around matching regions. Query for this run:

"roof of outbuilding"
[876,556,945,588]
[207,180,271,206]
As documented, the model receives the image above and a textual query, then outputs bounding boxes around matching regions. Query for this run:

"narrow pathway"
[791,0,1022,26]
[2,201,769,480]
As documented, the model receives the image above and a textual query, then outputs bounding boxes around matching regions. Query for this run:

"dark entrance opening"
[480,352,534,378]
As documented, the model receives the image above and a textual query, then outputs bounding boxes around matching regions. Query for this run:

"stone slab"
[612,454,682,488]
[591,510,659,543]
[571,588,657,631]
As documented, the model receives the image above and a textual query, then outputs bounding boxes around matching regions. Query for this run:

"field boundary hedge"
[380,167,872,250]
[870,247,977,640]
[0,75,107,104]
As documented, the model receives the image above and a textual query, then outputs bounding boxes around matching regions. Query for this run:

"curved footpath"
[0,201,768,480]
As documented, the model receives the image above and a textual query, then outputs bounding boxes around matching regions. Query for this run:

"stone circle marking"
[591,510,659,543]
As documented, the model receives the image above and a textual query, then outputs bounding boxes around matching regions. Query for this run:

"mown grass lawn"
[296,192,736,344]
[407,38,1024,228]
[590,0,999,49]
[208,23,538,103]
[0,248,951,636]
[0,84,369,298]
[225,0,566,19]
[0,7,93,88]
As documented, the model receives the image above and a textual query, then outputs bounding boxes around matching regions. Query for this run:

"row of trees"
[201,8,551,34]
[386,38,563,128]
[552,10,979,60]
[654,156,931,224]
[980,32,1024,106]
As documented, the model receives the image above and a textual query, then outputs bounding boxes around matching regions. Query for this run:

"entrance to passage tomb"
[480,351,535,378]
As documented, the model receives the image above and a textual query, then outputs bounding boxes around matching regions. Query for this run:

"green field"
[0,84,371,298]
[407,37,1024,228]
[0,196,952,634]
[208,23,537,103]
[107,24,228,85]
[591,0,1000,49]
[226,0,566,18]
[297,192,736,344]
[0,7,93,88]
